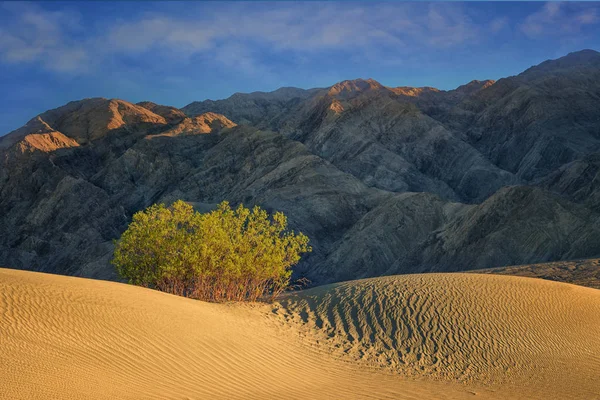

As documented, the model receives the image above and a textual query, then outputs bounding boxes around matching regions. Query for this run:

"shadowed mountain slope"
[136,101,187,123]
[315,186,600,283]
[182,87,322,127]
[431,50,600,182]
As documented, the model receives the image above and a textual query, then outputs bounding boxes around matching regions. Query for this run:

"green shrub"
[112,200,311,302]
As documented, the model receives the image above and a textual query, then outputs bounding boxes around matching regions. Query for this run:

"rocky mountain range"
[2,49,600,284]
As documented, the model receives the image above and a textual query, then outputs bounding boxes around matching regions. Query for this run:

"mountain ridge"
[1,49,600,284]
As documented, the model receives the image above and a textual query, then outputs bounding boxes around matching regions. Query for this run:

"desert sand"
[1,268,599,399]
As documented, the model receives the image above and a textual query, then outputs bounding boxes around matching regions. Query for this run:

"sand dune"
[274,274,600,396]
[1,269,599,399]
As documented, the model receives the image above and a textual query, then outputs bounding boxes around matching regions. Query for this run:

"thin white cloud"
[212,41,274,78]
[103,4,410,54]
[520,2,599,38]
[0,3,89,72]
[107,16,215,53]
[489,17,509,34]
[98,2,482,73]
[577,9,599,25]
[424,3,480,47]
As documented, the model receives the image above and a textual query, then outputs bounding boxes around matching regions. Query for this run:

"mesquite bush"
[112,200,311,302]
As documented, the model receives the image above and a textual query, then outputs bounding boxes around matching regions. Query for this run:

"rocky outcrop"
[137,101,186,123]
[148,113,237,138]
[0,116,80,154]
[15,132,79,153]
[453,79,496,95]
[327,78,386,98]
[388,86,440,97]
[182,87,321,127]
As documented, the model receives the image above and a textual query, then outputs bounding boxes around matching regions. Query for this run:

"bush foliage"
[112,200,311,302]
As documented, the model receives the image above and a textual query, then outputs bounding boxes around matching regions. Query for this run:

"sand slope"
[274,274,600,396]
[1,269,599,399]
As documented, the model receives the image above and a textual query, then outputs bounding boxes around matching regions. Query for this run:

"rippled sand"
[1,269,599,399]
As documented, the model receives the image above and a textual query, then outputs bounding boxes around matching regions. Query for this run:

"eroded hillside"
[2,50,600,284]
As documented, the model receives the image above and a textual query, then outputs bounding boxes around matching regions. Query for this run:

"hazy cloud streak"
[0,2,598,76]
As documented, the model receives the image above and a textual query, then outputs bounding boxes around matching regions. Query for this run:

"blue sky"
[1,1,599,135]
